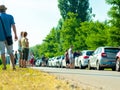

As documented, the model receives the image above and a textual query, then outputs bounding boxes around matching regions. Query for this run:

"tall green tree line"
[31,0,120,58]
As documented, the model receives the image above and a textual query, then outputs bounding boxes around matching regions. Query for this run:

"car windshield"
[105,48,120,54]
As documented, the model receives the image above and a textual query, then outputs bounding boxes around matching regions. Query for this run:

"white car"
[61,58,66,68]
[48,57,55,67]
[47,58,52,67]
[35,59,43,67]
[75,50,94,69]
[51,56,64,67]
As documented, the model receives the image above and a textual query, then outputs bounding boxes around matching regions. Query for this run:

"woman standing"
[18,31,24,67]
[21,32,29,68]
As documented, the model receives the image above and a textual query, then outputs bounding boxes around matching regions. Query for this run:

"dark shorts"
[22,48,29,61]
[66,60,70,65]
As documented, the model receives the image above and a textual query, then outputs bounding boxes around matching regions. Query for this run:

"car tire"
[39,63,42,66]
[116,58,120,72]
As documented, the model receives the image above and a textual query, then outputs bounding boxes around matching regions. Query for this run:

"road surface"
[32,67,120,90]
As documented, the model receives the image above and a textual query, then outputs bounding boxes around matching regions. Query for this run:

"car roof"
[99,46,119,48]
[82,50,94,52]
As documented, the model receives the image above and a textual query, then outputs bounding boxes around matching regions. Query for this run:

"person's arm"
[12,24,18,41]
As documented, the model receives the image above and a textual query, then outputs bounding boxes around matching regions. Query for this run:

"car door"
[90,48,100,67]
[94,48,102,67]
[78,51,84,66]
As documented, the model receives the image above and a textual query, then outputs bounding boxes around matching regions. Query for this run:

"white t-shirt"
[68,48,73,58]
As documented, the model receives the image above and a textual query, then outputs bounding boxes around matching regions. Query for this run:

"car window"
[97,48,102,54]
[86,51,94,56]
[105,48,120,53]
[81,51,85,55]
[94,48,99,54]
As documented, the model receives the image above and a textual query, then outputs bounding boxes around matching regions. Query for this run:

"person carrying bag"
[0,5,18,70]
[0,16,13,45]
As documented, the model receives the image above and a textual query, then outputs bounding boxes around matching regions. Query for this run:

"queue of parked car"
[35,46,120,72]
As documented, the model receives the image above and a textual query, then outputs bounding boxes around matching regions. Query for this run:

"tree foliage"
[31,0,120,58]
[58,0,92,21]
[106,0,120,46]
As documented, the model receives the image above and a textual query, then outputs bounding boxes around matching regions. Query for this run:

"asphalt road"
[32,67,120,90]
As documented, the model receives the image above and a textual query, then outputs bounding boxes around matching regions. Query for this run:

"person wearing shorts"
[0,5,18,70]
[68,45,74,69]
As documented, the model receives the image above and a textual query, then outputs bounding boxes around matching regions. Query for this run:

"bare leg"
[9,53,16,70]
[19,52,23,67]
[21,59,24,68]
[23,60,26,68]
[19,59,21,67]
[19,59,23,67]
[1,54,6,69]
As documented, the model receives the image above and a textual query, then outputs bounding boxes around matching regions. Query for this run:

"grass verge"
[0,65,81,90]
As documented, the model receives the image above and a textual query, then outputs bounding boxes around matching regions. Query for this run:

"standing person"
[42,55,46,66]
[30,53,34,67]
[21,32,29,68]
[64,49,69,68]
[0,5,18,70]
[68,45,74,69]
[18,31,24,67]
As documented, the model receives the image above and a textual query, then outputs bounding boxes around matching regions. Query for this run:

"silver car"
[88,46,120,71]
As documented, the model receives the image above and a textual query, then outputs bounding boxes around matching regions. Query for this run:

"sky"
[1,0,111,51]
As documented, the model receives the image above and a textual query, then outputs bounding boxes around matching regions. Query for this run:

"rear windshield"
[105,48,120,53]
[86,51,94,56]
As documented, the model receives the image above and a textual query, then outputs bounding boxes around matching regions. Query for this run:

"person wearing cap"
[0,5,18,70]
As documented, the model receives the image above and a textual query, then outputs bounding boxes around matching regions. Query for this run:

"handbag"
[0,16,13,45]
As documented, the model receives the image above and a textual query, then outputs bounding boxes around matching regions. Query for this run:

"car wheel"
[88,61,91,70]
[116,58,120,71]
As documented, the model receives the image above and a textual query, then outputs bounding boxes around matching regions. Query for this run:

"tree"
[58,0,92,21]
[75,21,109,50]
[60,12,80,51]
[106,0,120,46]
